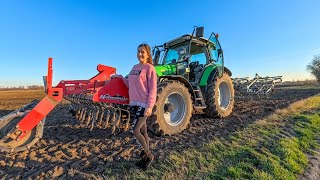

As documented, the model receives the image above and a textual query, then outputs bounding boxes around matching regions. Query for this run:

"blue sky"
[0,0,319,87]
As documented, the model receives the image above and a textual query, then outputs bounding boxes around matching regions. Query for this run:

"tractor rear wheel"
[204,72,234,118]
[149,80,192,135]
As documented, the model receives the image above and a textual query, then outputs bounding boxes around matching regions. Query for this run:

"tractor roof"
[164,34,212,48]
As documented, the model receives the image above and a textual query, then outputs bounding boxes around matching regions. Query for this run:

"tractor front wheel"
[149,80,192,135]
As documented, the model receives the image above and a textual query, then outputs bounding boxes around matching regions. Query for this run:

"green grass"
[103,95,320,179]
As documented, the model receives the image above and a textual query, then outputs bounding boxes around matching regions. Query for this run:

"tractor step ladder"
[192,84,207,109]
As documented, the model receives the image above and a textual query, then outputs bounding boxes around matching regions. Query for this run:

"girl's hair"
[138,43,153,65]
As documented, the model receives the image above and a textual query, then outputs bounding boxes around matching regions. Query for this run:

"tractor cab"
[153,27,225,84]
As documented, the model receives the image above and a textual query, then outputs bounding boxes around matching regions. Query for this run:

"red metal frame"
[47,57,53,90]
[92,77,129,104]
[47,59,116,95]
[15,58,118,140]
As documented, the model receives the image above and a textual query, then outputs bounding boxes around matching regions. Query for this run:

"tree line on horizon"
[307,55,320,83]
[0,85,44,91]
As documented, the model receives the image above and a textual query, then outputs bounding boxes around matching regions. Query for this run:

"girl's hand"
[144,108,152,116]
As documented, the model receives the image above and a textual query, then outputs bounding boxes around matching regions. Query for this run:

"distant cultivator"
[232,73,282,98]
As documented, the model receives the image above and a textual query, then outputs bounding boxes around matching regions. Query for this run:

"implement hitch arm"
[10,58,63,142]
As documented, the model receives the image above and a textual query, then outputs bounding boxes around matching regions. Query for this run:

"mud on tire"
[204,72,235,118]
[149,80,192,135]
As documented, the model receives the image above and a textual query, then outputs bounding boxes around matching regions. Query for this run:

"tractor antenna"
[191,26,197,36]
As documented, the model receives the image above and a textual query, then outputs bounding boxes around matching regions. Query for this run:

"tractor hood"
[154,64,177,76]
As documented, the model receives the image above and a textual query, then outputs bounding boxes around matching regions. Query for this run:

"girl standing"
[115,43,157,169]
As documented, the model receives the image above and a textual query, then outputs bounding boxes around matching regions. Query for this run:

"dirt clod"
[52,166,64,177]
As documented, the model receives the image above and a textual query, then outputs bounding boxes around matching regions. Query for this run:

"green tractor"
[150,27,234,135]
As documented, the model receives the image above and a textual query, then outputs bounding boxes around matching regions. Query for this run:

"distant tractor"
[150,27,234,135]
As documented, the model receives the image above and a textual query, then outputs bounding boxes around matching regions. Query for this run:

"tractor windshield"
[161,43,189,65]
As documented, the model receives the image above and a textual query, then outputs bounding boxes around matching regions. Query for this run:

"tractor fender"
[198,64,218,86]
[199,66,233,96]
[205,67,232,86]
[224,67,232,76]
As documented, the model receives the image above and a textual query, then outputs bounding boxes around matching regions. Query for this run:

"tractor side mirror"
[218,49,223,56]
[196,27,204,37]
[154,49,160,65]
[215,33,219,38]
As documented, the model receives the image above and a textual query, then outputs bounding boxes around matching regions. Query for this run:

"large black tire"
[149,80,192,135]
[204,72,235,118]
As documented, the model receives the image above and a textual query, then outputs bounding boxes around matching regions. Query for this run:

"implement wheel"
[0,100,45,152]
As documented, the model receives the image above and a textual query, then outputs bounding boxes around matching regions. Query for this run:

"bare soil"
[0,88,320,179]
[300,139,320,180]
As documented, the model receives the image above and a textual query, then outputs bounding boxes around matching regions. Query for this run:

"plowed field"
[0,87,319,179]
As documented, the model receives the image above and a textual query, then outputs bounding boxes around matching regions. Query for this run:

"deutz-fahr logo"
[99,94,128,101]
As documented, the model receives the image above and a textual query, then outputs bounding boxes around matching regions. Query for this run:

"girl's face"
[137,46,149,63]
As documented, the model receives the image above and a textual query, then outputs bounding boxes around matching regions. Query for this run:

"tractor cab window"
[190,43,207,65]
[162,44,188,65]
[189,43,207,82]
